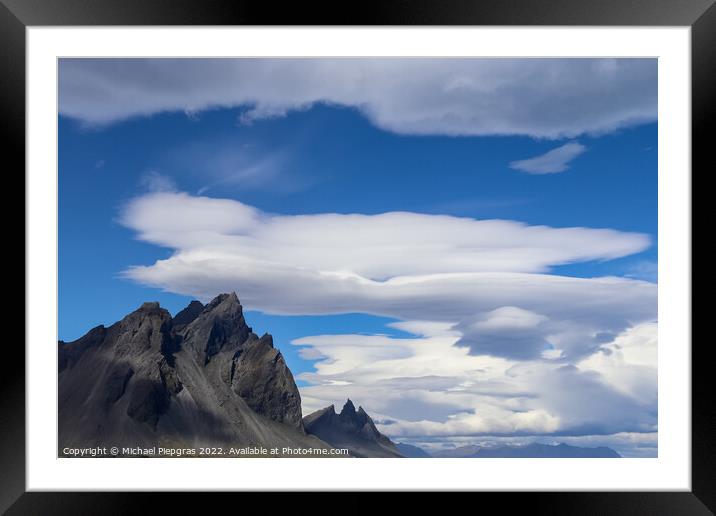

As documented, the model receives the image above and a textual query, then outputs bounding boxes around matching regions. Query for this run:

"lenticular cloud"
[121,192,649,279]
[119,191,656,362]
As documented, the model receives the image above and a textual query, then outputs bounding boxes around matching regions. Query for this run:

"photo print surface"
[58,58,657,458]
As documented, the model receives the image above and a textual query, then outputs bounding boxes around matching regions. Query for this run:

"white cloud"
[578,321,657,404]
[119,192,655,362]
[121,192,650,278]
[117,190,658,442]
[295,322,657,440]
[510,142,587,174]
[59,58,657,139]
[158,139,306,196]
[454,307,553,359]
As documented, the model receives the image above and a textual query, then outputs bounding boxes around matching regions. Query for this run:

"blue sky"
[59,58,657,456]
[59,107,657,370]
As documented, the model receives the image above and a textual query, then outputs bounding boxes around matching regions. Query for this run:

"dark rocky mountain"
[432,442,621,458]
[171,300,204,332]
[395,442,432,458]
[303,399,403,458]
[58,293,330,455]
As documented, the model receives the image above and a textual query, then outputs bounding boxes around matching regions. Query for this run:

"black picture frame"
[3,0,709,512]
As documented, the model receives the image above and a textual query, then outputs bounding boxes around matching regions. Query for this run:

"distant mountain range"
[430,442,620,458]
[395,442,432,458]
[58,292,620,459]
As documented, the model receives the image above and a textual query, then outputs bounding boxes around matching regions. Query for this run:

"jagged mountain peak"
[340,398,356,416]
[178,293,252,365]
[302,404,336,428]
[113,301,173,343]
[172,300,204,331]
[58,292,314,453]
[303,400,402,458]
[57,293,409,457]
[124,300,172,323]
[204,292,241,311]
[112,301,175,358]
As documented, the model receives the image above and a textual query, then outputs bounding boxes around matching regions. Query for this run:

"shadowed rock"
[303,399,403,458]
[58,324,107,372]
[58,293,325,454]
[171,300,204,332]
[229,334,303,428]
[178,293,251,365]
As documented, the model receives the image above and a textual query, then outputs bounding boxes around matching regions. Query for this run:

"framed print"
[4,0,711,512]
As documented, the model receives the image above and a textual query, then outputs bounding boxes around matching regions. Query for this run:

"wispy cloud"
[510,142,587,174]
[59,58,657,139]
[624,260,658,283]
[159,139,310,196]
[139,170,177,192]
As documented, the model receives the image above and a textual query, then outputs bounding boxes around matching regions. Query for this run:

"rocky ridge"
[303,399,403,458]
[58,293,324,455]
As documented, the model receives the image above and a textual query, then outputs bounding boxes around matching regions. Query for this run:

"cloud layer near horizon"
[295,321,657,444]
[59,58,657,139]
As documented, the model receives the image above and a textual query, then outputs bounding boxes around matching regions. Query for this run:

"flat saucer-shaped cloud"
[120,192,656,362]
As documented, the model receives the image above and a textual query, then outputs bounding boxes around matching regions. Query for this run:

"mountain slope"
[303,400,403,458]
[58,293,330,455]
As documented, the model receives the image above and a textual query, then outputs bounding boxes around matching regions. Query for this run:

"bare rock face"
[171,300,204,332]
[58,293,318,454]
[58,324,107,372]
[229,334,303,428]
[59,302,176,432]
[174,293,304,430]
[178,293,251,366]
[303,399,403,458]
